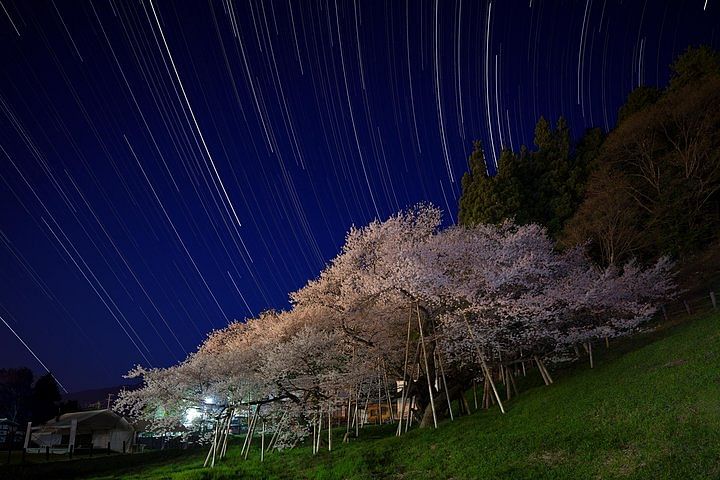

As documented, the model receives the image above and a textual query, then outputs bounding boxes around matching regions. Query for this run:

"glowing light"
[184,407,201,424]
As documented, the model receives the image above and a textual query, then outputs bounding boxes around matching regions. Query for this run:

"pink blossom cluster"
[116,204,674,447]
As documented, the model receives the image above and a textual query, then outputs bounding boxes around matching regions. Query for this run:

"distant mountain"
[62,381,141,410]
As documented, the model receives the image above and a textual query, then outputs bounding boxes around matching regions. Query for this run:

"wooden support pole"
[711,291,717,310]
[362,390,370,428]
[203,425,214,467]
[312,414,317,455]
[535,356,547,384]
[482,377,489,409]
[397,310,412,435]
[240,412,250,457]
[436,347,453,421]
[267,410,287,453]
[346,390,353,439]
[416,304,437,428]
[23,422,31,450]
[395,396,404,437]
[351,397,357,430]
[260,420,265,462]
[203,421,218,467]
[240,409,252,456]
[534,356,551,386]
[382,359,395,423]
[588,342,594,369]
[218,413,227,460]
[266,415,279,453]
[220,410,233,459]
[539,358,550,385]
[218,414,227,460]
[540,358,554,384]
[463,315,505,413]
[328,407,332,452]
[483,362,502,410]
[211,419,220,467]
[225,410,233,456]
[377,366,382,425]
[315,410,322,453]
[354,389,360,437]
[68,419,77,453]
[407,395,415,430]
[503,365,511,401]
[684,300,692,315]
[508,367,519,397]
[243,407,259,459]
[481,378,487,409]
[461,392,472,416]
[472,381,478,410]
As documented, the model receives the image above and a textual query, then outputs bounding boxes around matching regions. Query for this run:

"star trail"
[0,0,718,392]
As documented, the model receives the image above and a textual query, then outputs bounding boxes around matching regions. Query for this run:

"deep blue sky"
[1,0,718,392]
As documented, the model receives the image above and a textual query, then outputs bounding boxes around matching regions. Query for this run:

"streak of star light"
[0,0,717,391]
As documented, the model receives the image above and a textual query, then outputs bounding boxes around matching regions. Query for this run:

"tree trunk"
[419,402,436,428]
[419,383,464,428]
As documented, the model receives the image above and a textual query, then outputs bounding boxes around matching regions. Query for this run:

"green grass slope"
[4,311,720,480]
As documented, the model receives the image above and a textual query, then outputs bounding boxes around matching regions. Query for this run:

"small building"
[27,409,134,453]
[364,403,394,424]
[0,418,22,446]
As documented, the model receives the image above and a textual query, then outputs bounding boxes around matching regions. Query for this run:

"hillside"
[5,311,720,480]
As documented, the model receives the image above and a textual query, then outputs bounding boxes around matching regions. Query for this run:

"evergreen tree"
[459,117,594,238]
[31,373,61,424]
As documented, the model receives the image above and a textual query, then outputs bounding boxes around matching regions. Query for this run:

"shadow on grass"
[0,448,205,480]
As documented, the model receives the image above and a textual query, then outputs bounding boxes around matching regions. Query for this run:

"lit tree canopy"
[117,204,674,449]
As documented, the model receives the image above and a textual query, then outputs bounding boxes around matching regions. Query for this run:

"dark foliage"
[0,367,34,423]
[563,46,720,266]
[30,373,61,424]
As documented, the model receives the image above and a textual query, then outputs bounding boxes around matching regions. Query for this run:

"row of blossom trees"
[116,204,674,464]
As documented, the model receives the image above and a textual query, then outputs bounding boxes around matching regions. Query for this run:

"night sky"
[1,1,718,393]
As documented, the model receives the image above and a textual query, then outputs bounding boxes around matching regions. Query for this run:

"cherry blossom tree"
[117,203,675,463]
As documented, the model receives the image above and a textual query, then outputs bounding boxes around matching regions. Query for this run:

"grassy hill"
[4,311,720,479]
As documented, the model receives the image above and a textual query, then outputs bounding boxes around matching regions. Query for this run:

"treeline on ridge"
[459,45,720,289]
